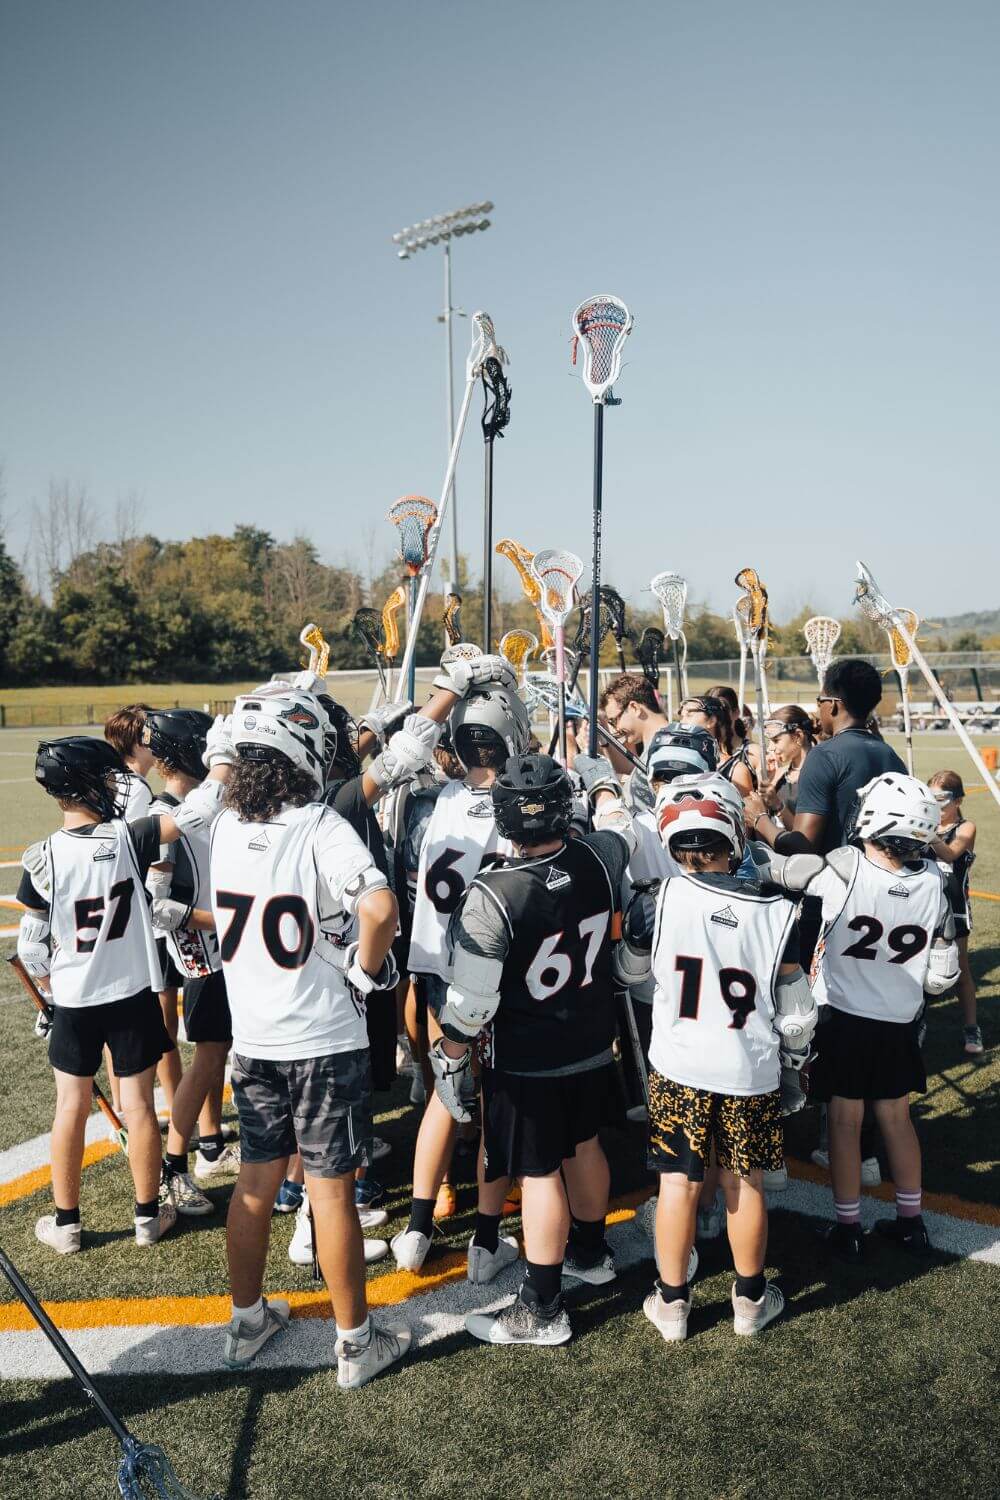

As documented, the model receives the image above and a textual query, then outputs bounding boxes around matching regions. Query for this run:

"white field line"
[0,1088,170,1184]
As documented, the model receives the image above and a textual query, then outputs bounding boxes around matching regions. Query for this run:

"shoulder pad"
[631,878,659,895]
[479,853,508,874]
[21,840,51,898]
[824,846,859,883]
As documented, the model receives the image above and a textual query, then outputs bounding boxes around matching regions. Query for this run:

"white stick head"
[733,597,751,649]
[571,295,633,402]
[531,549,585,629]
[467,311,507,379]
[650,572,688,641]
[803,616,841,679]
[854,559,895,629]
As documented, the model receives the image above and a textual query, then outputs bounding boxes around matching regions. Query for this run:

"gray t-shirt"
[794,729,905,853]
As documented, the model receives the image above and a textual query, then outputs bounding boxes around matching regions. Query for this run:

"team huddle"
[15,640,980,1384]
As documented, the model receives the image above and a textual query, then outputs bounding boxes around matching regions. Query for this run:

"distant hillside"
[926,609,1000,643]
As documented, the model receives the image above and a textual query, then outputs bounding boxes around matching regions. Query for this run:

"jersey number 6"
[525,914,610,1001]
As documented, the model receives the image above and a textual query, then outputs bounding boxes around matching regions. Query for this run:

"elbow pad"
[924,939,960,996]
[173,779,226,836]
[823,846,858,885]
[613,885,657,988]
[18,912,51,978]
[749,845,825,894]
[439,947,503,1042]
[369,716,441,791]
[146,867,173,901]
[613,940,652,990]
[774,969,818,1067]
[339,862,390,919]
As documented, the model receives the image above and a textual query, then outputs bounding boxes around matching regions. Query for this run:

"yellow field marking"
[0,1139,120,1208]
[970,888,1000,903]
[0,897,25,910]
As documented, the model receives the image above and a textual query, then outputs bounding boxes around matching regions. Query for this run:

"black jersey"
[474,837,620,1076]
[936,823,974,930]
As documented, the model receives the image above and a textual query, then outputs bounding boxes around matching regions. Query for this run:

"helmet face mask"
[142,709,213,781]
[646,724,718,787]
[492,754,574,845]
[450,685,531,772]
[35,737,127,819]
[655,772,746,865]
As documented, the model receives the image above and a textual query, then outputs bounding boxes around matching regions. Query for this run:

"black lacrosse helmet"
[316,693,363,779]
[35,737,127,819]
[492,753,574,844]
[645,724,718,784]
[142,709,213,781]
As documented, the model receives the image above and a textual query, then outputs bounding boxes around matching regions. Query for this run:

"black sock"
[165,1152,188,1177]
[135,1198,159,1220]
[54,1206,80,1228]
[656,1279,688,1304]
[198,1134,223,1162]
[735,1271,766,1302]
[568,1215,606,1258]
[525,1259,562,1306]
[473,1212,501,1254]
[407,1197,436,1238]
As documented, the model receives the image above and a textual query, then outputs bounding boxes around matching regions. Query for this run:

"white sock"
[336,1316,371,1347]
[232,1297,264,1324]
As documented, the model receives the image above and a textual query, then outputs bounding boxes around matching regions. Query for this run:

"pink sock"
[834,1198,861,1225]
[896,1190,922,1219]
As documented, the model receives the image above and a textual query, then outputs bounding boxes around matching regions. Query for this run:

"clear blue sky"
[2,1,998,623]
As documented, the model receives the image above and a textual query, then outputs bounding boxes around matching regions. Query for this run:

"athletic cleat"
[562,1245,616,1286]
[696,1197,724,1241]
[194,1143,241,1181]
[391,1228,432,1272]
[810,1149,830,1170]
[135,1200,178,1246]
[288,1200,313,1265]
[370,1135,391,1162]
[861,1156,882,1187]
[466,1285,572,1346]
[223,1297,290,1368]
[732,1281,784,1336]
[35,1215,81,1255]
[355,1177,385,1210]
[163,1170,213,1217]
[763,1165,788,1192]
[434,1182,457,1219]
[274,1179,305,1214]
[363,1237,389,1264]
[963,1025,984,1056]
[643,1288,691,1343]
[409,1072,426,1106]
[467,1234,520,1285]
[336,1322,411,1389]
[358,1205,389,1231]
[874,1216,932,1256]
[815,1221,865,1263]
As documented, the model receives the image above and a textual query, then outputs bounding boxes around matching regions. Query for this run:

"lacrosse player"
[616,773,817,1341]
[103,703,156,818]
[927,770,981,1056]
[428,752,636,1346]
[391,668,529,1270]
[806,774,958,1260]
[17,731,234,1254]
[599,673,670,760]
[678,696,756,797]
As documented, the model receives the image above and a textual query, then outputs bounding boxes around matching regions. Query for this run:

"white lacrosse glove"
[203,714,236,769]
[368,714,443,791]
[287,669,326,694]
[429,1037,473,1124]
[345,942,399,997]
[573,754,622,803]
[433,652,517,697]
[33,1008,53,1040]
[357,700,414,745]
[150,897,191,932]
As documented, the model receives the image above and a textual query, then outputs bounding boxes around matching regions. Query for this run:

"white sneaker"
[810,1149,830,1170]
[696,1196,724,1240]
[861,1157,882,1187]
[467,1234,519,1285]
[369,1136,391,1162]
[289,1200,314,1265]
[358,1205,389,1231]
[163,1170,213,1217]
[409,1073,426,1106]
[135,1200,178,1246]
[35,1214,81,1255]
[763,1165,788,1192]
[194,1143,241,1182]
[732,1281,785,1336]
[363,1237,389,1264]
[391,1228,432,1272]
[395,1040,413,1076]
[223,1297,290,1368]
[562,1248,616,1286]
[336,1322,411,1389]
[643,1288,691,1342]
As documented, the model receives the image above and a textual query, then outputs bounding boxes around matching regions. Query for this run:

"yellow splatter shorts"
[646,1067,783,1180]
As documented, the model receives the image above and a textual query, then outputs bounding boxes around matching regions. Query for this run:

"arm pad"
[439,946,503,1042]
[773,968,817,1066]
[748,845,825,894]
[17,912,51,978]
[592,800,638,855]
[612,884,659,988]
[924,938,960,996]
[368,715,442,791]
[173,779,227,836]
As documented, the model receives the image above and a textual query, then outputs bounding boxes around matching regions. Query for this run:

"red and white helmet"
[851,772,938,851]
[232,686,330,790]
[655,772,746,862]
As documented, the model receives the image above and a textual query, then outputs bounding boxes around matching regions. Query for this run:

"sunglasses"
[816,695,840,707]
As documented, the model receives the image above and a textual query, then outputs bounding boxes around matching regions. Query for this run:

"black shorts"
[646,1068,783,1180]
[182,969,233,1044]
[48,989,170,1079]
[481,1063,622,1182]
[365,989,397,1092]
[413,973,447,1025]
[809,1006,926,1103]
[231,1047,372,1177]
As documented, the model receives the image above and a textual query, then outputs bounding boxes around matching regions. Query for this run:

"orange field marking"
[0,1139,120,1209]
[970,888,1000,903]
[785,1157,1000,1227]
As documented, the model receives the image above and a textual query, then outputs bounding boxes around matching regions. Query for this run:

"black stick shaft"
[483,438,494,649]
[0,1248,133,1447]
[588,403,604,758]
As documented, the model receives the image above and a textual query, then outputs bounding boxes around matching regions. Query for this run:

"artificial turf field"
[0,729,998,1500]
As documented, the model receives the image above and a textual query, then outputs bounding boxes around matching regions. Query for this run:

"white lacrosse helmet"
[851,773,939,852]
[450,684,531,769]
[232,687,330,790]
[655,772,746,863]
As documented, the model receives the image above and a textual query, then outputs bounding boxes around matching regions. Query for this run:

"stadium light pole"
[392,202,493,599]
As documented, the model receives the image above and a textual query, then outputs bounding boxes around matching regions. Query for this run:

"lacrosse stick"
[526,672,644,771]
[803,615,841,689]
[635,627,665,693]
[9,956,128,1151]
[532,549,585,765]
[735,568,771,787]
[349,608,388,698]
[886,608,919,774]
[498,629,537,678]
[495,537,554,649]
[572,294,634,754]
[380,585,407,704]
[299,622,331,679]
[481,351,511,650]
[650,572,690,716]
[600,585,630,673]
[388,495,438,703]
[854,561,1000,805]
[393,313,504,699]
[733,598,751,715]
[545,596,611,757]
[443,591,463,647]
[0,1247,218,1499]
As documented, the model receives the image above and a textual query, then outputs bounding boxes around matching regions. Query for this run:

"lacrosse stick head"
[523,671,587,722]
[481,355,511,441]
[531,549,585,631]
[635,626,665,688]
[854,560,900,632]
[571,295,633,403]
[803,616,841,679]
[441,641,483,663]
[299,622,330,678]
[496,538,540,606]
[381,586,407,663]
[388,495,437,578]
[733,597,751,650]
[498,629,538,671]
[443,591,463,647]
[349,608,385,659]
[598,585,628,649]
[467,310,507,379]
[888,609,919,671]
[118,1434,219,1499]
[650,572,688,642]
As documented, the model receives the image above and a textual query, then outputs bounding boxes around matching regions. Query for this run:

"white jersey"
[148,793,220,979]
[408,779,514,981]
[210,800,387,1061]
[45,823,162,1009]
[623,810,682,1005]
[809,847,948,1023]
[117,771,152,820]
[649,872,797,1095]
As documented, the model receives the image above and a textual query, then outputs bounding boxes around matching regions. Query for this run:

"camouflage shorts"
[647,1068,783,1181]
[230,1048,372,1178]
